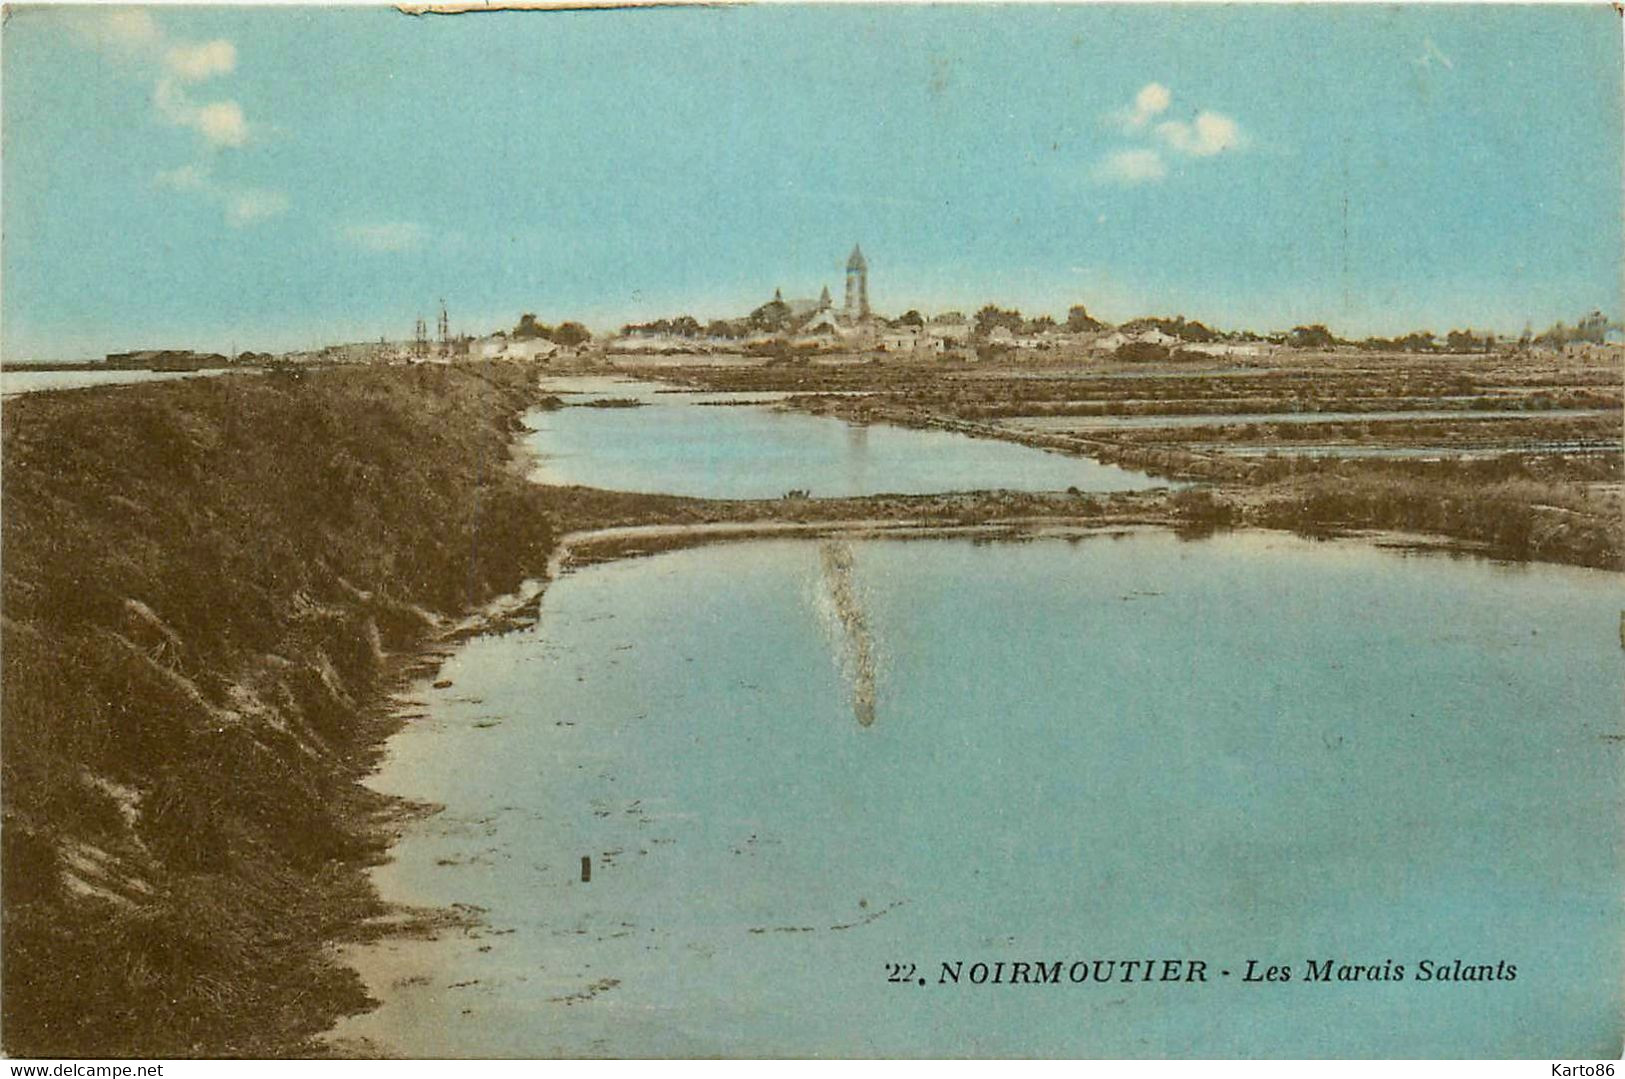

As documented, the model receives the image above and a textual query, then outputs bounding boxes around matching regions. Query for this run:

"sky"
[2,3,1622,360]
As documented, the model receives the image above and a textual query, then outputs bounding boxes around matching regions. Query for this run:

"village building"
[880,326,931,353]
[470,335,558,362]
[1181,341,1267,358]
[799,308,846,336]
[105,349,230,370]
[1092,328,1181,352]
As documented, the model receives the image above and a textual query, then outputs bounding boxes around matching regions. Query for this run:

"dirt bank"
[1,362,561,1057]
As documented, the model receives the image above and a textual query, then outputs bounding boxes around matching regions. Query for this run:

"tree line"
[613,302,1618,352]
[506,313,592,347]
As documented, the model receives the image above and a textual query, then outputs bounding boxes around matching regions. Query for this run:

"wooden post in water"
[580,855,592,883]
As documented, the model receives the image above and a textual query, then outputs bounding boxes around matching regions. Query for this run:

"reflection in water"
[818,541,877,726]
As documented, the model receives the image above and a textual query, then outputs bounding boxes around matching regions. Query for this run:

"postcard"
[2,2,1621,1061]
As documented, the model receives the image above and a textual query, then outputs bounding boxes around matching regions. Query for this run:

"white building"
[472,336,558,361]
[1181,342,1266,358]
[1093,329,1180,351]
[925,321,971,346]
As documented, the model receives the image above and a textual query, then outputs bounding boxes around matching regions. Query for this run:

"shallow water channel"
[335,529,1623,1057]
[523,377,1165,497]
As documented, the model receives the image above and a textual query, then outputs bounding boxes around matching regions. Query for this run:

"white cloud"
[79,12,279,228]
[1129,82,1171,126]
[194,101,249,146]
[1109,81,1172,131]
[76,12,254,148]
[226,189,290,227]
[1094,148,1167,185]
[341,222,427,252]
[1097,84,1245,179]
[155,78,249,147]
[164,40,236,82]
[1156,111,1243,157]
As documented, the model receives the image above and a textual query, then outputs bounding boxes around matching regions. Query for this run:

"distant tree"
[553,322,592,347]
[513,313,553,339]
[626,317,709,338]
[1396,330,1438,353]
[1121,315,1215,342]
[706,319,745,339]
[933,311,967,325]
[895,309,925,328]
[1576,310,1610,345]
[974,305,1025,339]
[1445,329,1487,353]
[748,298,793,331]
[1535,321,1568,348]
[1066,305,1106,333]
[1288,324,1336,349]
[1024,315,1058,335]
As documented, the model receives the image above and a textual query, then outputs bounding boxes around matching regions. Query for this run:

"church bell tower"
[844,244,869,322]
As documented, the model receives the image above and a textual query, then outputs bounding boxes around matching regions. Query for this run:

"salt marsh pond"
[337,528,1622,1057]
[524,377,1167,498]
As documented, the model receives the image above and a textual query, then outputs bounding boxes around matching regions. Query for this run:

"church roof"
[801,308,844,333]
[847,245,867,271]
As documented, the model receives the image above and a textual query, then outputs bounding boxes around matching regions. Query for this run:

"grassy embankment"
[1,363,558,1057]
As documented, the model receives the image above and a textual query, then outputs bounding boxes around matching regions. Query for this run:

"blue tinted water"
[524,378,1166,497]
[335,530,1623,1057]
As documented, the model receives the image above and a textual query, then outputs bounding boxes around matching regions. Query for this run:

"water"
[998,409,1613,432]
[335,530,1623,1057]
[526,378,1166,497]
[0,367,237,396]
